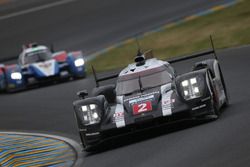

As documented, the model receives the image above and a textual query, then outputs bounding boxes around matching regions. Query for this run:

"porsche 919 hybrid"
[73,43,228,151]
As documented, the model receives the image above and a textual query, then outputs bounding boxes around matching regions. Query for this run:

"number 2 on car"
[133,101,152,115]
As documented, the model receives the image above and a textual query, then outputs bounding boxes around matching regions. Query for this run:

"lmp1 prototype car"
[73,45,228,151]
[0,43,86,92]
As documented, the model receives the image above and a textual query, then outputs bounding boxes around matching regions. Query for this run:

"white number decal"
[138,103,147,113]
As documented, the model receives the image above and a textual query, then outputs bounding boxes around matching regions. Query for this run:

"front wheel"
[208,71,220,119]
[80,133,102,152]
[218,65,229,107]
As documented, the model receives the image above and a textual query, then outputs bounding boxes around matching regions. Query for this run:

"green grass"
[88,0,250,72]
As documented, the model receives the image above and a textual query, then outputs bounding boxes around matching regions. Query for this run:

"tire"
[79,130,102,152]
[218,65,229,107]
[84,144,100,152]
[207,71,220,118]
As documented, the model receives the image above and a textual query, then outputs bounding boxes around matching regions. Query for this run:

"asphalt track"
[2,45,250,167]
[0,0,234,61]
[0,0,250,167]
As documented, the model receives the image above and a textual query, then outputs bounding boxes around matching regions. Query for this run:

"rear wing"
[92,66,118,87]
[92,35,218,87]
[168,49,216,63]
[168,35,217,63]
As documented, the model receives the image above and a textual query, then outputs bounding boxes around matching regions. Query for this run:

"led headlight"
[80,104,100,125]
[74,58,85,67]
[11,72,22,80]
[181,77,202,100]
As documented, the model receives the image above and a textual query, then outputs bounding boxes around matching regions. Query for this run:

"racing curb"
[87,0,243,61]
[0,131,84,167]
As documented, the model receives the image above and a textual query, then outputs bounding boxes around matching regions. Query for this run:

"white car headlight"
[74,58,85,67]
[81,104,100,125]
[92,112,99,119]
[181,77,201,100]
[11,72,22,80]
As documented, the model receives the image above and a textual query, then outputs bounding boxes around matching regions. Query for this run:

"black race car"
[73,40,228,151]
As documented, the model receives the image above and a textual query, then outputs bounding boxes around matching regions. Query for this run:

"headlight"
[181,77,202,100]
[80,104,100,125]
[74,58,85,67]
[11,72,22,80]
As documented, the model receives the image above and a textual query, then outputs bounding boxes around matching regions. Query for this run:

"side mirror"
[77,90,88,99]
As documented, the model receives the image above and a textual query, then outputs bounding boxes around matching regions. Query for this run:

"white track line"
[0,0,77,21]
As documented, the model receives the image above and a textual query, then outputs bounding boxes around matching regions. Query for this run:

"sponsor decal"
[113,111,124,120]
[129,95,154,104]
[162,98,175,105]
[161,90,174,116]
[125,92,159,115]
[161,83,174,116]
[124,91,159,103]
[114,96,125,128]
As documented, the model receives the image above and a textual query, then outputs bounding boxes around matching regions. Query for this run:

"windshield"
[116,78,140,95]
[22,49,52,65]
[116,69,172,95]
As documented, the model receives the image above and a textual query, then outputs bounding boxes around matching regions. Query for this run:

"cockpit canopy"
[19,46,52,65]
[116,65,173,96]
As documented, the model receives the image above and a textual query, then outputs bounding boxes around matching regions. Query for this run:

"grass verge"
[88,0,250,72]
